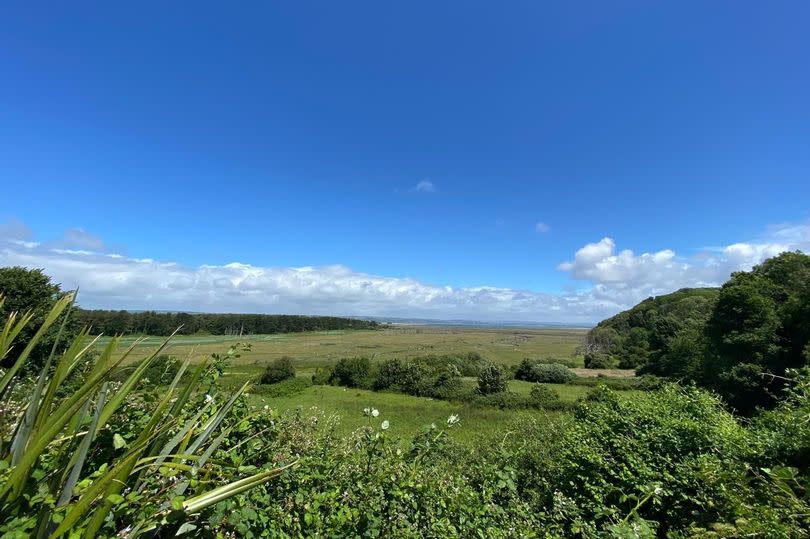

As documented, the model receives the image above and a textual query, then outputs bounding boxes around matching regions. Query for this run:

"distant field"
[96,325,588,369]
[100,326,603,444]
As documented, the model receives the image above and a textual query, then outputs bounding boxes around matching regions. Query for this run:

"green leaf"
[106,494,125,505]
[171,496,186,511]
[113,433,127,450]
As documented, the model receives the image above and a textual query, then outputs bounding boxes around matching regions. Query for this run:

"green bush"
[470,391,527,409]
[583,352,613,369]
[515,361,575,384]
[569,374,664,391]
[253,376,311,397]
[430,369,464,400]
[311,366,333,385]
[477,362,507,394]
[260,356,296,385]
[373,358,431,395]
[329,356,372,388]
[413,352,486,376]
[537,385,757,533]
[529,384,561,407]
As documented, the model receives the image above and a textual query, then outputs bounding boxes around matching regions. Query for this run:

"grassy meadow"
[100,325,587,368]
[98,326,632,444]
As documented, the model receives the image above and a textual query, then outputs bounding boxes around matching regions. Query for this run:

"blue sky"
[1,1,809,322]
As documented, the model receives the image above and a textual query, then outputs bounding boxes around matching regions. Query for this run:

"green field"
[101,326,619,444]
[99,325,587,368]
[244,382,572,443]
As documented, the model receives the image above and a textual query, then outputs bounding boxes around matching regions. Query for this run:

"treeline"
[586,251,810,414]
[72,309,379,336]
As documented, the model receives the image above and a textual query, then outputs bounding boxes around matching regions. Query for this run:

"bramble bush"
[259,355,296,384]
[515,359,576,384]
[329,356,372,388]
[477,362,507,394]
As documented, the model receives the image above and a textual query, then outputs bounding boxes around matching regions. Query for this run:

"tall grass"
[0,294,292,537]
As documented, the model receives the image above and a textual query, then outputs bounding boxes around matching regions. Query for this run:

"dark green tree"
[0,266,73,369]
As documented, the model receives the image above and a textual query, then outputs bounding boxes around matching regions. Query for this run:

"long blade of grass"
[56,384,108,507]
[9,295,80,466]
[181,461,297,514]
[0,294,72,399]
[95,328,180,433]
[185,381,250,456]
[0,339,143,501]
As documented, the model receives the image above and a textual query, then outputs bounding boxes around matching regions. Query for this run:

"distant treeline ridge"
[73,309,380,336]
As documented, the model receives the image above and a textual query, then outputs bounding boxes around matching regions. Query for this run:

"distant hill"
[585,287,720,369]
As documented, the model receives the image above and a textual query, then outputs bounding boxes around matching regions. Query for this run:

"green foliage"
[329,355,469,401]
[583,351,614,369]
[0,297,290,537]
[311,366,333,385]
[259,356,296,385]
[373,358,431,395]
[139,354,181,385]
[477,362,507,395]
[253,376,312,397]
[569,374,664,391]
[588,287,719,375]
[589,252,810,414]
[704,251,810,412]
[529,384,563,408]
[0,267,76,371]
[330,356,372,388]
[512,383,808,536]
[515,359,575,383]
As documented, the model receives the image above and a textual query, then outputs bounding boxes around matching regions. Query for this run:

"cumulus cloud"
[535,222,550,233]
[1,219,807,324]
[413,180,435,193]
[557,222,809,310]
[0,240,602,323]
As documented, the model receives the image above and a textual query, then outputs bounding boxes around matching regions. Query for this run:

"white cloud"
[535,222,550,233]
[557,222,810,310]
[413,180,435,193]
[1,219,807,324]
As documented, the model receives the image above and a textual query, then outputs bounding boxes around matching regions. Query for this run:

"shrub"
[330,356,371,388]
[536,385,756,534]
[583,352,613,369]
[529,384,561,407]
[477,362,507,394]
[569,374,664,391]
[253,376,311,397]
[514,358,536,381]
[311,366,333,385]
[260,356,296,385]
[515,362,575,384]
[412,352,486,376]
[374,358,431,395]
[472,391,528,409]
[430,369,464,400]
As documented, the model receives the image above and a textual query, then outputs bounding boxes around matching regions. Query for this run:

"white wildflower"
[447,414,459,426]
[371,408,379,417]
[204,394,214,403]
[381,420,389,430]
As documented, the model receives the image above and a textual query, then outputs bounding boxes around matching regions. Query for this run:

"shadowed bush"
[260,356,296,385]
